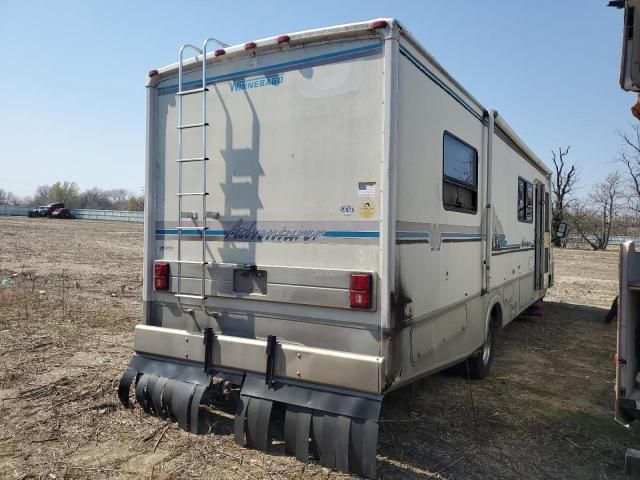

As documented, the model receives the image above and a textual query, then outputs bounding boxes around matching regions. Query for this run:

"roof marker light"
[244,41,257,49]
[277,35,290,43]
[148,69,159,77]
[370,20,388,29]
[214,49,226,57]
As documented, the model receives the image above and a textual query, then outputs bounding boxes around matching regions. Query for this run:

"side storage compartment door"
[410,304,468,366]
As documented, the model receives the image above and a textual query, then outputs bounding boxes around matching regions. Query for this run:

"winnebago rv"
[118,19,554,477]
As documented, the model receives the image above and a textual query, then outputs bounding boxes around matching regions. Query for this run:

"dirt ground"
[0,216,635,479]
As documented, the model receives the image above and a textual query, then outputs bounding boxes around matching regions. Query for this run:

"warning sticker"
[358,182,377,198]
[359,200,375,218]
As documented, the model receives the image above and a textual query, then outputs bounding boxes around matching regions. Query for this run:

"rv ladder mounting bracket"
[203,327,215,374]
[265,335,278,386]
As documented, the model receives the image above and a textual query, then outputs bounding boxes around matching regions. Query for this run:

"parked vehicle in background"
[28,202,64,218]
[50,207,74,219]
[117,18,555,478]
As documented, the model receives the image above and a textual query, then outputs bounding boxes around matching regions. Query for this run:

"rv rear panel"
[119,19,554,478]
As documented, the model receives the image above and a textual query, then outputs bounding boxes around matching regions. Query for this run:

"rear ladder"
[175,39,223,302]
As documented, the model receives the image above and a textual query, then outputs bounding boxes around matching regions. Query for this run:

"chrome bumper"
[133,324,384,394]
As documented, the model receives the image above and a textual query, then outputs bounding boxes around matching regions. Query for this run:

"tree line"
[553,124,640,250]
[0,182,144,211]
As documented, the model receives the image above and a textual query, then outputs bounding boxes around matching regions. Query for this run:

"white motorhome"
[118,19,553,477]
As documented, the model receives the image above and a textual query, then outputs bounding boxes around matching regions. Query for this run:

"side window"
[442,131,478,214]
[518,177,533,223]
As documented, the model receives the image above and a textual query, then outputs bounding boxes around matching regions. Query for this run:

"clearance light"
[154,262,170,290]
[277,35,290,44]
[214,49,226,57]
[148,69,159,77]
[349,273,372,309]
[370,20,388,29]
[244,41,257,49]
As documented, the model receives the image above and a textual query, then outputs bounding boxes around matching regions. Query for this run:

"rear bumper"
[133,324,384,394]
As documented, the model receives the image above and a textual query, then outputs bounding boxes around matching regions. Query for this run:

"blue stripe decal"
[441,232,482,238]
[155,229,379,239]
[323,231,380,238]
[399,45,484,122]
[396,231,430,238]
[158,43,383,95]
[156,229,480,240]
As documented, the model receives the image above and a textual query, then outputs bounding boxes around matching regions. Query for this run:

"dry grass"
[0,216,636,479]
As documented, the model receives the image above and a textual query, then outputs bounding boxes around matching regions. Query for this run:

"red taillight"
[277,35,290,43]
[350,273,372,309]
[370,20,388,30]
[214,49,226,57]
[154,262,169,290]
[244,41,257,49]
[614,352,619,366]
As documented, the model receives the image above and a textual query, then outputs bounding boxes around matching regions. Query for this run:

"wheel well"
[490,303,503,331]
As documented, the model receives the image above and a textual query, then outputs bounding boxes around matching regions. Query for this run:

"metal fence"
[564,234,640,249]
[0,206,143,223]
[0,205,31,216]
[70,209,143,222]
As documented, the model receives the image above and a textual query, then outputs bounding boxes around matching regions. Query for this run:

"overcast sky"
[0,0,632,197]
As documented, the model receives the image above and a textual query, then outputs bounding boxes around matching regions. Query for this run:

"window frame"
[442,130,479,215]
[517,176,534,224]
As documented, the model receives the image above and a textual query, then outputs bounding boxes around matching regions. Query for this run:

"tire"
[466,325,494,380]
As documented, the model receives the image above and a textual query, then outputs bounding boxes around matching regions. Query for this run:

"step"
[177,157,209,163]
[177,122,209,130]
[175,293,208,300]
[177,87,209,96]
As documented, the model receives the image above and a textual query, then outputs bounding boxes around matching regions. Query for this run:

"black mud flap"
[118,356,383,478]
[117,354,229,434]
[234,375,383,478]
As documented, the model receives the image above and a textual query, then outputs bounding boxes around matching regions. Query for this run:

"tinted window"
[444,132,478,187]
[518,177,533,223]
[443,132,478,213]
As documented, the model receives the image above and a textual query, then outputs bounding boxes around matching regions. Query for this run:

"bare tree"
[551,146,578,245]
[618,124,640,205]
[569,172,623,250]
[0,189,22,206]
[105,189,129,210]
[79,187,112,209]
[33,185,51,205]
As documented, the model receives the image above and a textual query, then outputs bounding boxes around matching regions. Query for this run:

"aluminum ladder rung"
[177,192,209,196]
[177,122,209,130]
[175,293,208,300]
[175,226,209,230]
[177,87,209,96]
[174,260,210,265]
[177,157,209,163]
